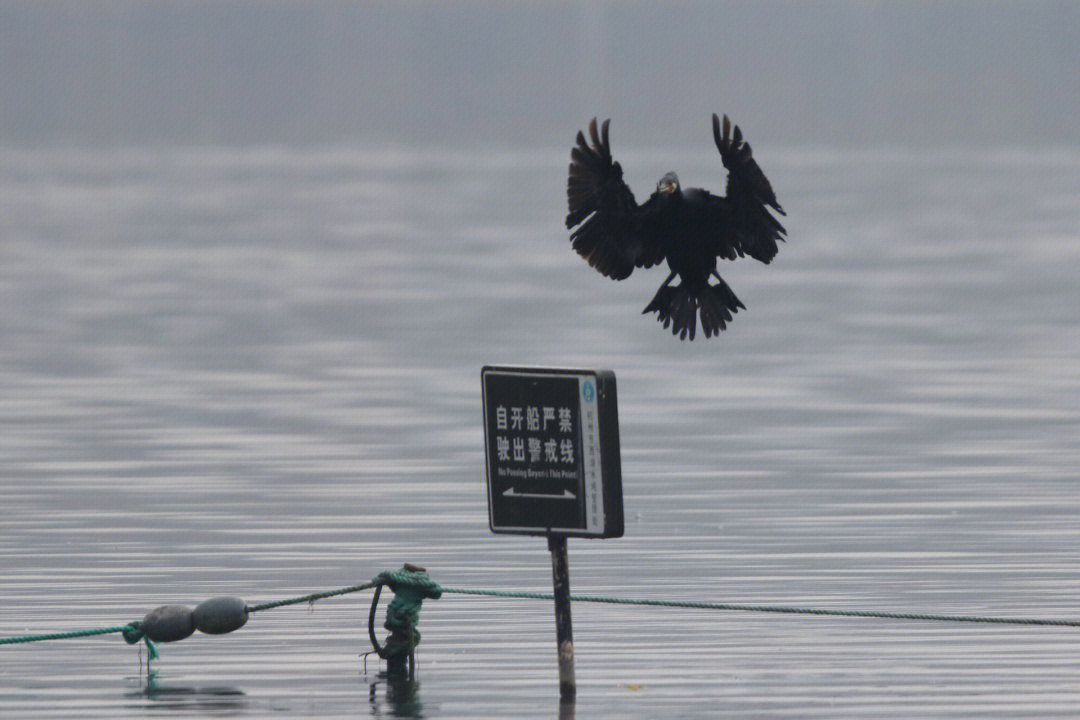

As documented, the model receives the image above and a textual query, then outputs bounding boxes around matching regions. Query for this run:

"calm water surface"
[2,145,1080,718]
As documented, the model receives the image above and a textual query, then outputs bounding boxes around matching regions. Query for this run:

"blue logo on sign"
[582,381,595,403]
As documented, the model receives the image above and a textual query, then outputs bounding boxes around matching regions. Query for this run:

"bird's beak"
[658,176,678,194]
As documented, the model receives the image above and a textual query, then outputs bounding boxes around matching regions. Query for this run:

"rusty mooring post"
[548,535,576,700]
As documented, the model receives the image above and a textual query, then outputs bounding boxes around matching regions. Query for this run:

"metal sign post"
[548,534,575,699]
[482,366,624,699]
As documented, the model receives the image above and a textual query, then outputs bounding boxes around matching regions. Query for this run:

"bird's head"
[657,171,681,195]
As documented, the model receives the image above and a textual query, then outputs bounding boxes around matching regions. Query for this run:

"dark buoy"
[140,605,195,643]
[192,596,248,635]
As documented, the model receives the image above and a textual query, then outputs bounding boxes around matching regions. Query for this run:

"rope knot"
[121,622,144,645]
[370,565,441,667]
[374,567,443,601]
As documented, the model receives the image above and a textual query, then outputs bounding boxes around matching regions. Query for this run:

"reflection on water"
[1,146,1079,718]
[368,674,424,718]
[131,674,247,712]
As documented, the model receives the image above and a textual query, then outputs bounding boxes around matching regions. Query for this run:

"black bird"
[566,114,786,340]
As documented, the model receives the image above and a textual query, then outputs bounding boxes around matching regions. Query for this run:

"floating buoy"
[140,605,195,643]
[193,596,248,635]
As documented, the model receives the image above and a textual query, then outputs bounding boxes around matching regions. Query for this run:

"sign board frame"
[481,365,623,539]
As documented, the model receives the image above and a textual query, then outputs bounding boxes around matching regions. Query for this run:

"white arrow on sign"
[502,487,576,500]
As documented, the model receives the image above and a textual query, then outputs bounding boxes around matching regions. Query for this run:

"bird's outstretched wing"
[566,118,663,280]
[710,113,786,264]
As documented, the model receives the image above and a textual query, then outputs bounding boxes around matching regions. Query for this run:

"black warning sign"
[482,366,623,538]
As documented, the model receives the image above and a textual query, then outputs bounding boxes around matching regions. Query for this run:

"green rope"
[246,581,376,613]
[438,587,1080,627]
[5,574,1080,649]
[0,624,136,645]
[0,580,380,647]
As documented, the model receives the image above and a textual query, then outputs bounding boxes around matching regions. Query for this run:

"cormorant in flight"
[566,114,786,340]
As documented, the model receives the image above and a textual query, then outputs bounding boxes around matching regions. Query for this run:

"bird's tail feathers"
[643,279,744,341]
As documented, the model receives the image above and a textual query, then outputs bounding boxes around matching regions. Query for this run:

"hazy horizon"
[3,0,1078,149]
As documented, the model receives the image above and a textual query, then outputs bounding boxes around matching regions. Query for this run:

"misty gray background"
[4,2,1080,717]
[2,0,1078,149]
